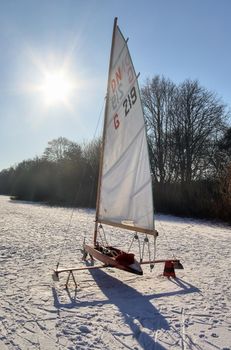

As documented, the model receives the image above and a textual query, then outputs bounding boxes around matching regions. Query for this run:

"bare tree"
[172,80,228,182]
[142,77,228,184]
[43,137,81,163]
[141,76,177,183]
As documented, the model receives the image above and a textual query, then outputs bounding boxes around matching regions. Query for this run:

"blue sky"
[0,0,230,171]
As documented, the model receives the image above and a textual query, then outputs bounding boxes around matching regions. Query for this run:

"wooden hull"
[84,244,143,275]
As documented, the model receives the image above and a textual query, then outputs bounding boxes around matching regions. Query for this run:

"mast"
[93,17,118,245]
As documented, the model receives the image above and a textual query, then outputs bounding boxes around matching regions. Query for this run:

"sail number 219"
[123,86,137,117]
[113,86,137,130]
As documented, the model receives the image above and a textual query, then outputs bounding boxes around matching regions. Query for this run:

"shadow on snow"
[52,269,200,350]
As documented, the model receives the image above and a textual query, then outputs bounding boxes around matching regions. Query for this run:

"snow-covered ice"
[0,195,231,349]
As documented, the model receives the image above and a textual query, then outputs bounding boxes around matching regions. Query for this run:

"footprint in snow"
[211,333,219,338]
[78,325,91,333]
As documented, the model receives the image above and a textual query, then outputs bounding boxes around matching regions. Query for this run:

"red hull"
[84,244,143,275]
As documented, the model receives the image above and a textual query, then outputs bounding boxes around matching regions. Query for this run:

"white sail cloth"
[98,25,154,233]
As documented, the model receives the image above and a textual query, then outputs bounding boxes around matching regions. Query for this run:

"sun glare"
[40,70,75,106]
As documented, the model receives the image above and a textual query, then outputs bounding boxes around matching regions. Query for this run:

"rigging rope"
[150,235,157,270]
[55,98,106,269]
[97,224,109,247]
[87,98,106,208]
[127,232,157,270]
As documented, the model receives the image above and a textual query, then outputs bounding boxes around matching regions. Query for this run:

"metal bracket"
[65,270,78,289]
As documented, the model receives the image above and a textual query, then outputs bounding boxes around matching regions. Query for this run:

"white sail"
[98,21,154,234]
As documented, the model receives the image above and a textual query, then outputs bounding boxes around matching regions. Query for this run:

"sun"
[40,70,75,106]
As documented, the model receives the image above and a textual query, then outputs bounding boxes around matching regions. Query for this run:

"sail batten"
[97,19,155,235]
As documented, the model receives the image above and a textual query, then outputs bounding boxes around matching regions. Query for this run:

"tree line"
[0,76,230,222]
[0,138,100,207]
[141,76,231,221]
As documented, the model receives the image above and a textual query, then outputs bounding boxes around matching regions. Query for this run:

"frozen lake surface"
[0,195,231,349]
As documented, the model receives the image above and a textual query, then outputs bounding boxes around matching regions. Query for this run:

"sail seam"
[131,178,151,199]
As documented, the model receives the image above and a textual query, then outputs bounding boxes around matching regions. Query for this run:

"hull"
[84,244,143,275]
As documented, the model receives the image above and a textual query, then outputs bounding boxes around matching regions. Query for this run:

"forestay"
[98,22,155,234]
